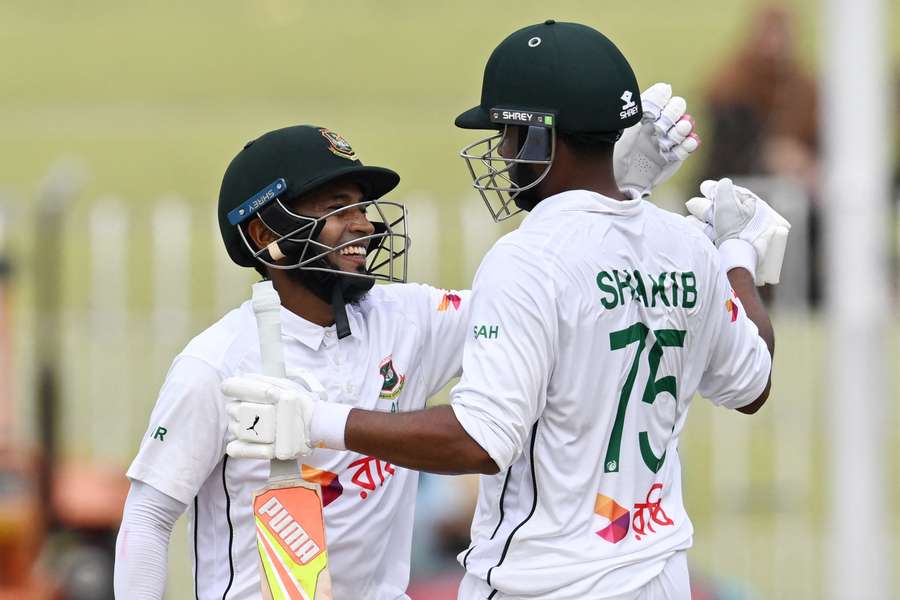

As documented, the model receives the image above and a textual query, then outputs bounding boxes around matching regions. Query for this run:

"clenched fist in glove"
[613,82,701,197]
[685,178,791,285]
[222,369,352,460]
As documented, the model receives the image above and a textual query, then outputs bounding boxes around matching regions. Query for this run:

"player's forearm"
[727,268,774,356]
[727,267,774,414]
[344,405,500,475]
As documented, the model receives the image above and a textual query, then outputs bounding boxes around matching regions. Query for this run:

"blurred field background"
[1,0,899,598]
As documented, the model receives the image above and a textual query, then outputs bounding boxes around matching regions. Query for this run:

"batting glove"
[222,369,350,460]
[613,82,701,197]
[685,178,791,285]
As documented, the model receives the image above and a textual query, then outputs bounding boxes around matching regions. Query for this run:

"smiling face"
[281,180,375,275]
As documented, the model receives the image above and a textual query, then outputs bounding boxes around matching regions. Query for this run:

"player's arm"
[727,267,773,414]
[345,405,498,474]
[687,178,789,414]
[114,481,187,599]
[222,243,552,475]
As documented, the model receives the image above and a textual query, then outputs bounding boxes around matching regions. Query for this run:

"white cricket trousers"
[457,550,690,600]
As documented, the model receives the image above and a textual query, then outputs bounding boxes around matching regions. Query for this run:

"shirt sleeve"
[450,242,557,472]
[114,480,187,599]
[417,285,473,397]
[126,355,228,505]
[697,264,772,410]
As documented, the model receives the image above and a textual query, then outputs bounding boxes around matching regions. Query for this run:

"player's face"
[286,181,375,275]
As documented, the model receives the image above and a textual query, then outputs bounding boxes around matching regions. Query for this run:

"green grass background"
[2,1,899,598]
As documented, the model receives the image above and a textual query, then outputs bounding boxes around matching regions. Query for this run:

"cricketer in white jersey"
[123,283,470,599]
[450,190,770,598]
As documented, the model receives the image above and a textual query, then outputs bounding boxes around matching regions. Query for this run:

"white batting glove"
[685,178,791,285]
[613,82,701,197]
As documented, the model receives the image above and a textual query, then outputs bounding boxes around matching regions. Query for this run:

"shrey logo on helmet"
[620,91,639,120]
[319,128,357,160]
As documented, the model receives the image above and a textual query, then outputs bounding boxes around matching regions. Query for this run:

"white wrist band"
[310,402,352,451]
[718,238,758,279]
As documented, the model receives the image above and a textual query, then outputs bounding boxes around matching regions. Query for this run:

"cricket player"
[222,22,787,599]
[115,95,697,599]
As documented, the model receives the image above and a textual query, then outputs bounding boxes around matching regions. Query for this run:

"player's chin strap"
[331,280,352,340]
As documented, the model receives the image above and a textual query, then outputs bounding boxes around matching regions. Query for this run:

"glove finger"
[685,196,713,220]
[669,132,700,161]
[667,115,695,144]
[221,376,278,404]
[699,179,719,200]
[640,82,672,122]
[227,440,273,460]
[654,96,687,135]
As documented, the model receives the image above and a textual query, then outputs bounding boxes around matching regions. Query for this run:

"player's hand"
[613,82,701,197]
[685,178,791,285]
[222,371,324,460]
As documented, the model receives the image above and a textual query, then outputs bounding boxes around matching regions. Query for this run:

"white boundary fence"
[3,169,895,599]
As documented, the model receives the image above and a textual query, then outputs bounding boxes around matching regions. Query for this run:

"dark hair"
[558,131,619,158]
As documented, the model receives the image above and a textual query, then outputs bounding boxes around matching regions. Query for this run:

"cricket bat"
[252,281,333,600]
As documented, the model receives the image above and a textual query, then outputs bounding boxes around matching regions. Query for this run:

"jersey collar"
[524,189,643,223]
[278,304,362,350]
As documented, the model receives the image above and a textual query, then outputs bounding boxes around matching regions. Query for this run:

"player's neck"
[268,271,335,328]
[540,155,625,201]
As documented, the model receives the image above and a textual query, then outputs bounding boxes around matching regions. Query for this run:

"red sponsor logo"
[631,483,674,541]
[348,455,396,499]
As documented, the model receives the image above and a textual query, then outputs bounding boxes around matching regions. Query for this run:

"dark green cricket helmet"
[456,21,642,221]
[456,20,642,134]
[218,124,401,268]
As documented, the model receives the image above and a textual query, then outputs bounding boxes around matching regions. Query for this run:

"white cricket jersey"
[451,190,771,599]
[127,283,470,600]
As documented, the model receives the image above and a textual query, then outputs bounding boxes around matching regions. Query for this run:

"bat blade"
[252,281,333,600]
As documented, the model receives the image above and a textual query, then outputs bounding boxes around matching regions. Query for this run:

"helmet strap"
[331,280,352,340]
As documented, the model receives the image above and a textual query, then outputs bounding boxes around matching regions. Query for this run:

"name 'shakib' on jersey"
[451,190,771,599]
[126,283,470,600]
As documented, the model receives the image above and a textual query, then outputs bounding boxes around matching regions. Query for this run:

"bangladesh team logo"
[319,128,357,160]
[378,355,406,400]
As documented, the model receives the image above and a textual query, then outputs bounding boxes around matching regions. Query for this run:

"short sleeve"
[126,356,228,505]
[697,266,772,410]
[450,243,556,472]
[385,283,472,399]
[418,286,472,397]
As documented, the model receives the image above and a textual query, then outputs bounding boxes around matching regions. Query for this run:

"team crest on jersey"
[319,128,357,160]
[378,355,406,400]
[437,290,462,312]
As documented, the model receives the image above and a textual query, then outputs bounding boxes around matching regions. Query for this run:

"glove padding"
[685,178,791,285]
[222,369,326,460]
[613,82,701,197]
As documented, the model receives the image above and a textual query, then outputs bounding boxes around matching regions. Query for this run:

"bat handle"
[252,281,299,480]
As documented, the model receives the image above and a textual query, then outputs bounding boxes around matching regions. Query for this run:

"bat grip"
[252,281,297,479]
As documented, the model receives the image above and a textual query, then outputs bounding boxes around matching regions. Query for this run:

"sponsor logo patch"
[619,90,639,120]
[437,290,462,312]
[726,290,739,322]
